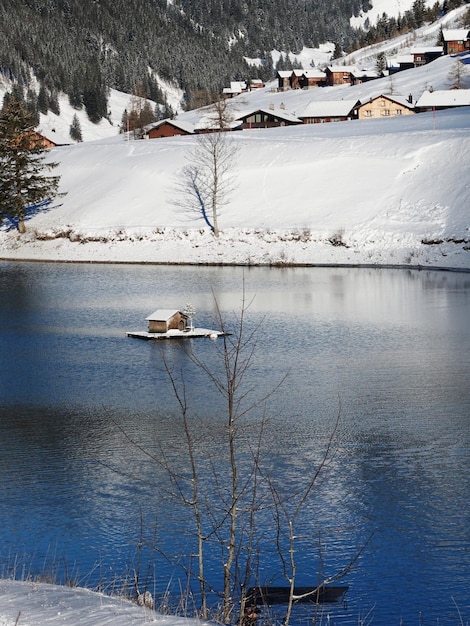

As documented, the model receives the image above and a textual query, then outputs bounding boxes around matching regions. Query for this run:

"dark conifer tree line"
[0,0,466,122]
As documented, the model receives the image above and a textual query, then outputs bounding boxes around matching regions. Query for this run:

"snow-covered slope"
[0,6,469,270]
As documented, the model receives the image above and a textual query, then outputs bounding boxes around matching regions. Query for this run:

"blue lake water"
[0,261,469,625]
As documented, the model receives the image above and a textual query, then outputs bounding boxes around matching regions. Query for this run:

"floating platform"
[127,328,225,340]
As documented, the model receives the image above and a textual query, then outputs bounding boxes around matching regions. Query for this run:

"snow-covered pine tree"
[0,93,62,233]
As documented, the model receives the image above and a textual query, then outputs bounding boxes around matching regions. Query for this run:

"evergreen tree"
[0,94,62,233]
[69,114,83,142]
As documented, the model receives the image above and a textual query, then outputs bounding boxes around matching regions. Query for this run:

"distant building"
[442,29,470,54]
[146,310,189,333]
[234,107,301,129]
[298,100,361,124]
[415,89,470,111]
[357,94,415,120]
[144,119,194,139]
[324,66,356,86]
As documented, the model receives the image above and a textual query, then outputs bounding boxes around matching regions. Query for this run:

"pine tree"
[69,113,83,142]
[0,94,62,233]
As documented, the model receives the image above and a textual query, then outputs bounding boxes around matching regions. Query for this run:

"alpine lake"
[0,261,469,626]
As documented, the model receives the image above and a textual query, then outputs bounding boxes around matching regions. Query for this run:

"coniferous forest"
[0,0,466,121]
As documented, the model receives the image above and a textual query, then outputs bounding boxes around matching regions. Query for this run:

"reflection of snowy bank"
[0,579,211,626]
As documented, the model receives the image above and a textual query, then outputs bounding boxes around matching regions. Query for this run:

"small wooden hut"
[146,309,189,333]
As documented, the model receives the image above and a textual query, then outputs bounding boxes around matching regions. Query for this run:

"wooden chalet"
[276,70,293,91]
[276,69,326,91]
[349,68,380,85]
[409,46,443,66]
[298,99,360,124]
[387,55,415,73]
[249,79,265,90]
[144,119,194,139]
[234,107,301,129]
[300,69,327,88]
[357,94,415,120]
[442,29,470,55]
[30,128,70,148]
[415,89,470,112]
[146,309,189,333]
[222,81,247,98]
[324,66,355,86]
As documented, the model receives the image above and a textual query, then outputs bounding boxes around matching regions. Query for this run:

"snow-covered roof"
[146,309,183,321]
[350,68,379,79]
[234,107,301,124]
[36,127,70,146]
[442,29,470,42]
[387,55,414,67]
[302,69,327,78]
[326,65,356,73]
[276,70,293,78]
[416,89,470,107]
[409,46,443,54]
[360,94,414,109]
[144,118,195,134]
[299,99,360,118]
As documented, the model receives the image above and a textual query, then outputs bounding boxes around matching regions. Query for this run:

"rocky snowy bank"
[1,226,469,271]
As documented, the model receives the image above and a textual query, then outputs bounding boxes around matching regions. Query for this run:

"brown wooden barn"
[146,309,189,333]
[145,119,194,139]
[442,29,470,55]
[325,66,355,86]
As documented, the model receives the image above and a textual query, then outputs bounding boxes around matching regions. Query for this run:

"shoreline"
[1,255,469,273]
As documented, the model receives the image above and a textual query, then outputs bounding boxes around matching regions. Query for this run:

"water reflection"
[0,262,469,625]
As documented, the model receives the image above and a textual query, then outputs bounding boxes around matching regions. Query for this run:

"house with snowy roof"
[357,94,415,120]
[144,118,194,139]
[415,89,470,111]
[145,309,189,333]
[324,66,356,86]
[442,29,470,55]
[234,106,301,129]
[222,81,247,98]
[298,99,361,124]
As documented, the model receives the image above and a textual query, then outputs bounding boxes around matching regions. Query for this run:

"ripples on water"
[0,262,469,625]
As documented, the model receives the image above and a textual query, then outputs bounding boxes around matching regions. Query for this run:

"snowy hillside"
[0,5,469,270]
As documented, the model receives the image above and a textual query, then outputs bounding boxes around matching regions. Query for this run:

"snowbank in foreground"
[0,580,207,626]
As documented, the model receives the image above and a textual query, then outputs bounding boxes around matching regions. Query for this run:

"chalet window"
[395,109,402,115]
[383,109,390,116]
[364,110,372,117]
[380,100,385,106]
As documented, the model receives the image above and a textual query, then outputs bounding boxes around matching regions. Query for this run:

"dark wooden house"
[442,29,470,55]
[145,119,194,139]
[235,107,301,129]
[324,66,355,86]
[146,309,189,333]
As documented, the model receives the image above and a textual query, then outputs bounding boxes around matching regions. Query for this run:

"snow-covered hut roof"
[302,69,327,79]
[416,89,470,108]
[36,127,70,146]
[144,118,195,135]
[234,107,301,124]
[326,65,356,73]
[442,29,470,42]
[299,99,360,118]
[146,309,183,321]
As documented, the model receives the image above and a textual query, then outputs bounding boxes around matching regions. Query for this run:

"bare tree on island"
[175,102,239,237]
